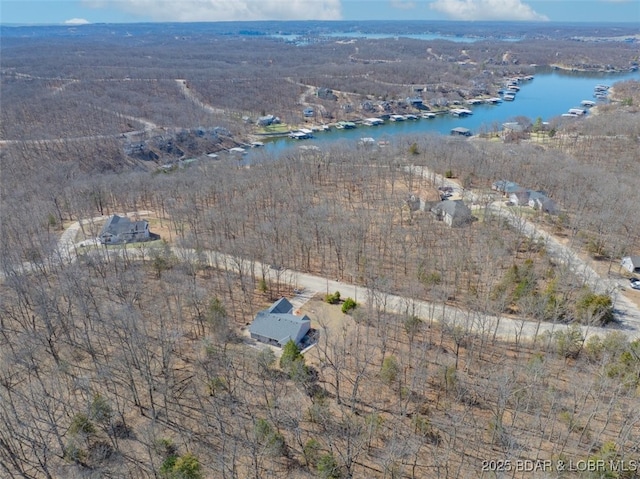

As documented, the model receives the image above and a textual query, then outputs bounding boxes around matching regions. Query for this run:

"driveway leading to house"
[3,210,639,344]
[193,249,640,342]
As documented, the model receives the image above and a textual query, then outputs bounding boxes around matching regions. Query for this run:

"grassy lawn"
[257,123,292,134]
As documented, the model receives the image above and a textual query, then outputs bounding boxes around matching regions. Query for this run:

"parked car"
[630,278,640,290]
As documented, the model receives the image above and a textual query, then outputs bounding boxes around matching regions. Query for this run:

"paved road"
[176,248,636,342]
[487,202,640,336]
[407,165,640,338]
[3,211,638,343]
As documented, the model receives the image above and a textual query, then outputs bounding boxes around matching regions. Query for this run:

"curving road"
[6,209,632,343]
[2,208,638,343]
[407,165,640,338]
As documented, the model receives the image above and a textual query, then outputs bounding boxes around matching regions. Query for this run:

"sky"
[1,0,638,24]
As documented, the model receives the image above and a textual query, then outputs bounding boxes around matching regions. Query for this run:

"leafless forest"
[1,21,640,479]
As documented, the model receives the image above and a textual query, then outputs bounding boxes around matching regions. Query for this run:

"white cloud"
[429,0,549,21]
[84,0,343,22]
[64,17,91,25]
[390,0,418,10]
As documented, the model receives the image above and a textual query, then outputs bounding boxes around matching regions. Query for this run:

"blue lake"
[248,68,639,159]
[272,32,523,44]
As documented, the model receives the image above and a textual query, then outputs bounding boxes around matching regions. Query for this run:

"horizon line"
[2,19,640,27]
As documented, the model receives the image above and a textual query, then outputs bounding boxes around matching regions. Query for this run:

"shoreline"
[549,63,636,75]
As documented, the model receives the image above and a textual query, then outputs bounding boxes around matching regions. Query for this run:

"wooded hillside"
[1,23,639,479]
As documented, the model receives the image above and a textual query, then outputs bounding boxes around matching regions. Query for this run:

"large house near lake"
[249,298,311,348]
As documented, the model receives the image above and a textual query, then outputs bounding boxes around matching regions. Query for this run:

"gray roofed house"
[492,180,524,195]
[502,122,525,133]
[528,191,557,214]
[317,87,338,101]
[99,215,150,245]
[450,127,472,137]
[431,199,473,227]
[509,190,531,206]
[256,115,280,126]
[249,298,311,347]
[508,189,557,214]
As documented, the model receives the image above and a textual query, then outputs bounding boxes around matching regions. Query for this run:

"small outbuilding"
[249,298,311,347]
[405,193,422,212]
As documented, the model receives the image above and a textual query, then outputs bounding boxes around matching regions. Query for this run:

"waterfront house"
[502,122,525,133]
[257,115,280,126]
[450,127,472,137]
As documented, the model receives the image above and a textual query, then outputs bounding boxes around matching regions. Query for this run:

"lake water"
[272,32,523,44]
[248,68,639,159]
[324,32,522,43]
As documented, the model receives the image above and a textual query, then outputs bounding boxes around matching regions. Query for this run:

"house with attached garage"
[249,298,311,347]
[99,215,150,245]
[528,191,557,214]
[507,189,557,214]
[431,199,474,227]
[508,190,531,206]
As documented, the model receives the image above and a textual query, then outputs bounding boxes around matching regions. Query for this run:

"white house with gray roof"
[99,215,150,245]
[431,200,473,227]
[249,298,311,347]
